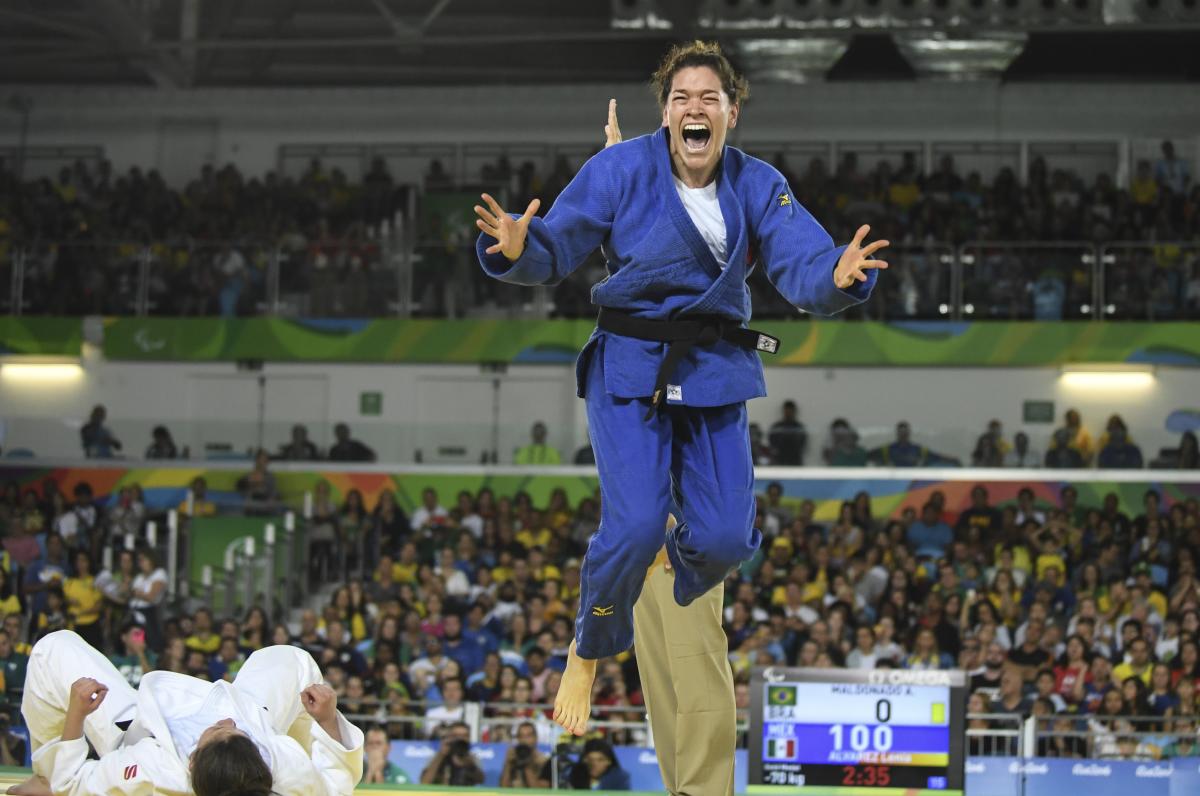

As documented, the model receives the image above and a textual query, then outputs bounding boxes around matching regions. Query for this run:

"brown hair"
[650,40,750,109]
[191,734,272,796]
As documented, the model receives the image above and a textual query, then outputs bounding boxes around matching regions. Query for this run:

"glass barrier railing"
[6,413,1183,469]
[4,237,1198,321]
[1100,241,1200,321]
[959,241,1096,320]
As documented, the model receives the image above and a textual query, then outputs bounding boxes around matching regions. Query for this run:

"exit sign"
[360,391,382,416]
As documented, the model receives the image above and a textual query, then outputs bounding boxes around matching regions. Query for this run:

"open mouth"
[681,122,712,154]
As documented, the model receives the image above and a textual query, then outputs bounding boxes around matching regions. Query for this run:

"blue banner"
[381,745,1200,794]
[964,757,1200,796]
[383,740,750,790]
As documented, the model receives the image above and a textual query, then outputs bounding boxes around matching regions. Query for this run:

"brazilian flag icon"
[768,686,798,707]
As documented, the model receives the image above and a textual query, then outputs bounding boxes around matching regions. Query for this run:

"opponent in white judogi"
[21,630,363,796]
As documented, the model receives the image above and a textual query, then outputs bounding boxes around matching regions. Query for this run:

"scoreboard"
[749,667,967,795]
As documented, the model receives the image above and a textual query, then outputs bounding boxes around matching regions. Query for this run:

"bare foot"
[553,639,597,736]
[8,776,50,796]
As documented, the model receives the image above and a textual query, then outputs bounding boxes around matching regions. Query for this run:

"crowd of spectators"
[0,156,402,316]
[6,460,1200,768]
[3,141,1197,320]
[68,402,1200,475]
[751,404,1198,471]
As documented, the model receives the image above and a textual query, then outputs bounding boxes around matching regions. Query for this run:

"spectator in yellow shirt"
[178,476,218,517]
[393,541,420,584]
[1131,159,1159,207]
[1057,408,1094,465]
[527,548,561,584]
[1112,637,1154,686]
[516,517,552,551]
[514,422,561,465]
[64,550,104,648]
[184,606,221,654]
[0,569,21,619]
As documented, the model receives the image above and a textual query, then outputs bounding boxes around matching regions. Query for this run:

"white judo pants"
[22,631,323,756]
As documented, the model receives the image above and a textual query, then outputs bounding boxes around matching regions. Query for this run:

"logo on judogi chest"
[591,604,615,617]
[778,192,791,207]
[123,765,139,780]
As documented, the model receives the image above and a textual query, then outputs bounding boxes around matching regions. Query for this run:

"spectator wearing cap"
[768,400,808,465]
[1098,414,1143,468]
[514,421,561,465]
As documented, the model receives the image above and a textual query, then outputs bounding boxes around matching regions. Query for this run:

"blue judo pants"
[575,350,762,660]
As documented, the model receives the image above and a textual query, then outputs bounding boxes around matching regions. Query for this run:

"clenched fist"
[301,684,338,725]
[68,679,108,717]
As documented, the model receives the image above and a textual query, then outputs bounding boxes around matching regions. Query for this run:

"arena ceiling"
[0,0,1199,88]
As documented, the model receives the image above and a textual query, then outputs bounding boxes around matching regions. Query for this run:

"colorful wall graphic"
[94,318,1200,366]
[1,463,1197,522]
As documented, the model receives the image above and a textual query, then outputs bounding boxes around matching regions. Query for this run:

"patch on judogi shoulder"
[591,604,614,617]
[778,192,791,207]
[666,384,682,402]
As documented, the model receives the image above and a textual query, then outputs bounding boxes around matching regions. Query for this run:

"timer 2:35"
[842,764,891,786]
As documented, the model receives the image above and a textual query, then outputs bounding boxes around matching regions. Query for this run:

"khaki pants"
[633,560,736,796]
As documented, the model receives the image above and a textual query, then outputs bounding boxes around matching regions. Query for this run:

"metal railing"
[1032,713,1200,760]
[3,238,1197,321]
[968,712,1026,757]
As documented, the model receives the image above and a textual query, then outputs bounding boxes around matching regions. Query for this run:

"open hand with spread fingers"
[834,224,890,289]
[474,192,541,263]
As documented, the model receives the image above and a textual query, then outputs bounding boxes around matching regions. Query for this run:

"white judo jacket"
[32,671,364,796]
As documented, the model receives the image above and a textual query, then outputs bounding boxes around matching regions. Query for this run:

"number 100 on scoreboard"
[750,668,967,796]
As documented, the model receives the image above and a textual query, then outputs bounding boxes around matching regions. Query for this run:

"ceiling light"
[0,363,84,382]
[1059,364,1155,391]
[892,31,1028,80]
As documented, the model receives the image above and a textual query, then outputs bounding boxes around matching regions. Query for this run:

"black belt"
[596,306,781,420]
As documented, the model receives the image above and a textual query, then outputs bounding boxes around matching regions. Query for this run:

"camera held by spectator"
[419,721,483,787]
[500,721,549,788]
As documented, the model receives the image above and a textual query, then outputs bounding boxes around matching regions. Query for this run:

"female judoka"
[474,40,887,736]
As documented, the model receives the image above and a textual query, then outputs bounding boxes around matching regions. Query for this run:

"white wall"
[2,355,1196,465]
[1,82,1198,184]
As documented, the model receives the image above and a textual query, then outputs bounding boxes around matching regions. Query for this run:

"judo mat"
[0,768,658,796]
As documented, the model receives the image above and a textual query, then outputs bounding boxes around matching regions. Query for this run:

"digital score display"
[749,667,967,795]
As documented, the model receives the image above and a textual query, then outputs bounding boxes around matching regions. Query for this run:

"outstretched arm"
[753,173,888,316]
[473,144,619,286]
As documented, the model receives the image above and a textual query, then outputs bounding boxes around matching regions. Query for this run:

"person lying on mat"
[8,630,362,796]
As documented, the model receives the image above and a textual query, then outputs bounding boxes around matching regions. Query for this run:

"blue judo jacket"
[476,126,876,408]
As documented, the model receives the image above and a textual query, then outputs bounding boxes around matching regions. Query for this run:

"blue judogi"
[477,127,875,658]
